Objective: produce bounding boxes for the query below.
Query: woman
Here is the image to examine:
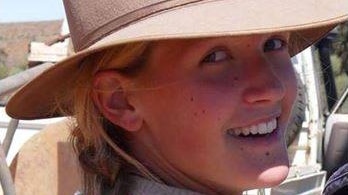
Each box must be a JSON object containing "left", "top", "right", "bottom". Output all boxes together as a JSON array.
[{"left": 6, "top": 0, "right": 348, "bottom": 194}]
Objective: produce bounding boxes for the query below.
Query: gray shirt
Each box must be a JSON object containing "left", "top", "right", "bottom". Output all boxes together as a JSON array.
[{"left": 103, "top": 174, "right": 204, "bottom": 195}]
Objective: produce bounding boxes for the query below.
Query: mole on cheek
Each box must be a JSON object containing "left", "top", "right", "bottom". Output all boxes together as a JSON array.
[
  {"left": 190, "top": 97, "right": 194, "bottom": 102},
  {"left": 194, "top": 112, "right": 198, "bottom": 117},
  {"left": 265, "top": 151, "right": 270, "bottom": 156},
  {"left": 202, "top": 109, "right": 206, "bottom": 114},
  {"left": 239, "top": 147, "right": 244, "bottom": 151},
  {"left": 234, "top": 77, "right": 239, "bottom": 81}
]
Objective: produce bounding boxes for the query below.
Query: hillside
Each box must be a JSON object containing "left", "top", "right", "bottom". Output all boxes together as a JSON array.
[{"left": 0, "top": 20, "right": 62, "bottom": 78}]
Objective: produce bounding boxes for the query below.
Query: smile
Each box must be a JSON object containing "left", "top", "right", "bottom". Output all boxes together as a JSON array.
[{"left": 227, "top": 118, "right": 277, "bottom": 137}]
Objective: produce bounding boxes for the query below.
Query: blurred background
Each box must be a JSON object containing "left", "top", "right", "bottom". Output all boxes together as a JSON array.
[{"left": 0, "top": 0, "right": 65, "bottom": 82}]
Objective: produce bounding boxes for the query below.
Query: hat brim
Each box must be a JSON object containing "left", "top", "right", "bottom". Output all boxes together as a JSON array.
[{"left": 6, "top": 0, "right": 348, "bottom": 119}]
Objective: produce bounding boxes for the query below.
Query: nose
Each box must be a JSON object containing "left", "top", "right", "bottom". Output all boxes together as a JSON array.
[{"left": 242, "top": 57, "right": 286, "bottom": 105}]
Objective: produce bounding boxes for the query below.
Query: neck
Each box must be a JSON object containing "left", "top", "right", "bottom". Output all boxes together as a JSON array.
[{"left": 128, "top": 133, "right": 242, "bottom": 195}]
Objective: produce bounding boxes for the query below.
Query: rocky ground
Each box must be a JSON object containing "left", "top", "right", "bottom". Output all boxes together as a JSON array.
[{"left": 0, "top": 20, "right": 62, "bottom": 78}]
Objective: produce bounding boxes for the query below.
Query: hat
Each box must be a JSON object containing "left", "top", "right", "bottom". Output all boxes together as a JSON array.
[{"left": 6, "top": 0, "right": 348, "bottom": 119}]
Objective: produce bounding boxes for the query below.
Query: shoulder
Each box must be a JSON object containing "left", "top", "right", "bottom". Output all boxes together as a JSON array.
[{"left": 323, "top": 163, "right": 348, "bottom": 195}]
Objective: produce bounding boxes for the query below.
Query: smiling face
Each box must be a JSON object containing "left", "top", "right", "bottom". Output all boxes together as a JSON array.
[{"left": 125, "top": 33, "right": 297, "bottom": 194}]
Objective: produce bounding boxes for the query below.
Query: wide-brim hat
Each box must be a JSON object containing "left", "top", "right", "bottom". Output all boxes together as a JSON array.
[{"left": 6, "top": 0, "right": 348, "bottom": 119}]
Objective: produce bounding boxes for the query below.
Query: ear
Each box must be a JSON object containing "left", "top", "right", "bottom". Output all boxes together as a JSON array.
[{"left": 92, "top": 70, "right": 143, "bottom": 132}]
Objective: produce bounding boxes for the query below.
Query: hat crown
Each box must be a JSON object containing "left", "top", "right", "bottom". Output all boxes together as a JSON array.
[
  {"left": 63, "top": 0, "right": 203, "bottom": 51},
  {"left": 7, "top": 0, "right": 348, "bottom": 119}
]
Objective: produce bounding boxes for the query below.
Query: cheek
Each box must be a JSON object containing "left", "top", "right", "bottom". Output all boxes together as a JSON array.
[
  {"left": 271, "top": 55, "right": 297, "bottom": 101},
  {"left": 134, "top": 82, "right": 235, "bottom": 152},
  {"left": 284, "top": 66, "right": 298, "bottom": 104},
  {"left": 277, "top": 62, "right": 298, "bottom": 120}
]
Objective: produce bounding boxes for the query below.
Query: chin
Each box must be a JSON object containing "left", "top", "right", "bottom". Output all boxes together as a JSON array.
[
  {"left": 218, "top": 160, "right": 290, "bottom": 193},
  {"left": 255, "top": 145, "right": 290, "bottom": 188},
  {"left": 215, "top": 165, "right": 290, "bottom": 195},
  {"left": 255, "top": 165, "right": 290, "bottom": 188}
]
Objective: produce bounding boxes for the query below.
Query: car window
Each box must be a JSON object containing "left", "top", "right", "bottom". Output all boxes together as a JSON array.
[
  {"left": 331, "top": 23, "right": 348, "bottom": 100},
  {"left": 315, "top": 22, "right": 348, "bottom": 113},
  {"left": 336, "top": 91, "right": 348, "bottom": 113}
]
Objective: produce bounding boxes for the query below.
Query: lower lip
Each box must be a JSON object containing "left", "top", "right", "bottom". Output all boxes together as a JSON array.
[{"left": 227, "top": 127, "right": 281, "bottom": 147}]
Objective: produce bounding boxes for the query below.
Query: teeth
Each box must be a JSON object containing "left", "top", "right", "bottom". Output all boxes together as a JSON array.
[
  {"left": 267, "top": 120, "right": 276, "bottom": 133},
  {"left": 228, "top": 118, "right": 277, "bottom": 136},
  {"left": 258, "top": 123, "right": 267, "bottom": 133},
  {"left": 235, "top": 128, "right": 242, "bottom": 135},
  {"left": 250, "top": 125, "right": 258, "bottom": 135},
  {"left": 242, "top": 128, "right": 250, "bottom": 136}
]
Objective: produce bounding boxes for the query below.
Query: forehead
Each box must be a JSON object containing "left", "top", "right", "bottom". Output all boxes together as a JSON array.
[
  {"left": 151, "top": 32, "right": 290, "bottom": 50},
  {"left": 147, "top": 32, "right": 290, "bottom": 60}
]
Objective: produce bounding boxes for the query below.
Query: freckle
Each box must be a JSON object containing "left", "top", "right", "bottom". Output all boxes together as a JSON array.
[
  {"left": 190, "top": 97, "right": 194, "bottom": 102},
  {"left": 247, "top": 44, "right": 250, "bottom": 48},
  {"left": 265, "top": 152, "right": 270, "bottom": 156},
  {"left": 194, "top": 112, "right": 198, "bottom": 116},
  {"left": 202, "top": 109, "right": 206, "bottom": 114},
  {"left": 240, "top": 147, "right": 244, "bottom": 151},
  {"left": 217, "top": 117, "right": 221, "bottom": 121},
  {"left": 234, "top": 77, "right": 239, "bottom": 81}
]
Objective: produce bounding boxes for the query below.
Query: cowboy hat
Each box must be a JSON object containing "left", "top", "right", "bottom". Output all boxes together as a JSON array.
[{"left": 6, "top": 0, "right": 348, "bottom": 119}]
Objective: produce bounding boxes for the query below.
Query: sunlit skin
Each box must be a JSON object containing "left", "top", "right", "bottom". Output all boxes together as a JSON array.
[{"left": 105, "top": 34, "right": 297, "bottom": 194}]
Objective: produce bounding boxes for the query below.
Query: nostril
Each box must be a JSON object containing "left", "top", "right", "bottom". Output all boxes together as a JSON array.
[{"left": 243, "top": 83, "right": 285, "bottom": 104}]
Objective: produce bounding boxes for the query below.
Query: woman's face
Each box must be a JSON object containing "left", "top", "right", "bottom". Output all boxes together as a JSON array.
[{"left": 127, "top": 33, "right": 296, "bottom": 194}]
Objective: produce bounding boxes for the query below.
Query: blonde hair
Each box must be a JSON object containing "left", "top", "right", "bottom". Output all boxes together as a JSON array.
[{"left": 65, "top": 42, "right": 160, "bottom": 194}]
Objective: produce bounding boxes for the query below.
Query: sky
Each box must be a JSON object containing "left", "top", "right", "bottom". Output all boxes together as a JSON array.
[{"left": 0, "top": 0, "right": 65, "bottom": 22}]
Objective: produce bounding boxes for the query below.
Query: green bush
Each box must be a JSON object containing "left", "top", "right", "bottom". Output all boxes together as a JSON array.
[
  {"left": 0, "top": 63, "right": 8, "bottom": 79},
  {"left": 8, "top": 65, "right": 26, "bottom": 76}
]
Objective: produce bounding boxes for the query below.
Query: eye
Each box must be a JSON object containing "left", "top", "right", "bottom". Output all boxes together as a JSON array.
[
  {"left": 263, "top": 38, "right": 287, "bottom": 52},
  {"left": 201, "top": 50, "right": 231, "bottom": 64}
]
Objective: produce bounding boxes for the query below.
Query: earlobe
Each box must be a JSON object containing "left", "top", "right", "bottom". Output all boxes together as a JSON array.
[{"left": 92, "top": 70, "right": 143, "bottom": 132}]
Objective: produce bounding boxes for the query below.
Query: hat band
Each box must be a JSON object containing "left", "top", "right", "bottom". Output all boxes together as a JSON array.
[{"left": 78, "top": 0, "right": 206, "bottom": 51}]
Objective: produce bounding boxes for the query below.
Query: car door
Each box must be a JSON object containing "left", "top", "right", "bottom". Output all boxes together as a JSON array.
[{"left": 323, "top": 87, "right": 348, "bottom": 177}]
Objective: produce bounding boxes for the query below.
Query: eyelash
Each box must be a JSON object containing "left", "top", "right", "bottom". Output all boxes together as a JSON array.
[
  {"left": 201, "top": 37, "right": 287, "bottom": 64},
  {"left": 263, "top": 38, "right": 287, "bottom": 52},
  {"left": 201, "top": 49, "right": 231, "bottom": 64}
]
